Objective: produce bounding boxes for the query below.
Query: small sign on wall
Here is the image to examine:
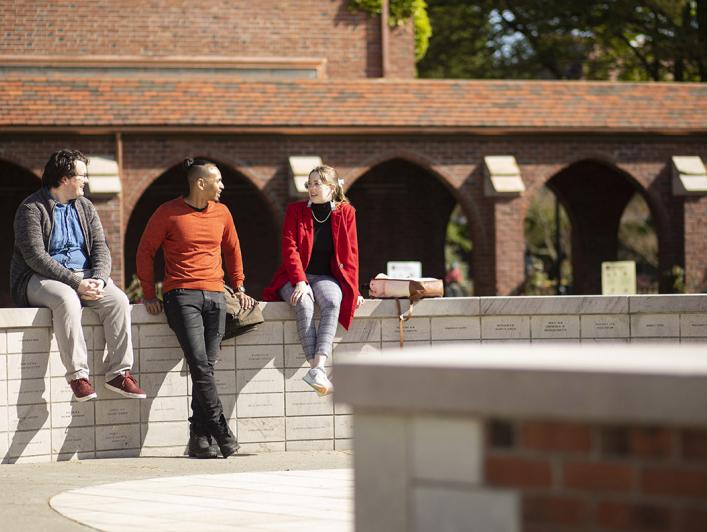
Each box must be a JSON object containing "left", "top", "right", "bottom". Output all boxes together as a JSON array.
[
  {"left": 602, "top": 261, "right": 636, "bottom": 295},
  {"left": 387, "top": 261, "right": 422, "bottom": 279}
]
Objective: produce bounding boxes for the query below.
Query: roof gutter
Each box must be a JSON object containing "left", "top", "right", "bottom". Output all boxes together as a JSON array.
[{"left": 0, "top": 125, "right": 705, "bottom": 136}]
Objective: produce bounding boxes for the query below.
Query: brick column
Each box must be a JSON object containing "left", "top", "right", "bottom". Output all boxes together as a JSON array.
[
  {"left": 493, "top": 197, "right": 526, "bottom": 295},
  {"left": 684, "top": 196, "right": 707, "bottom": 293},
  {"left": 92, "top": 195, "right": 124, "bottom": 288}
]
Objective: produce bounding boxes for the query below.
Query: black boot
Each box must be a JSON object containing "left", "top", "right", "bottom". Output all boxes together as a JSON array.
[
  {"left": 213, "top": 416, "right": 240, "bottom": 458},
  {"left": 188, "top": 427, "right": 218, "bottom": 459}
]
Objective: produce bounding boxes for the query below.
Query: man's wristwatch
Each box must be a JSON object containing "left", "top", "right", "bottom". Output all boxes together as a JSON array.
[{"left": 236, "top": 286, "right": 246, "bottom": 294}]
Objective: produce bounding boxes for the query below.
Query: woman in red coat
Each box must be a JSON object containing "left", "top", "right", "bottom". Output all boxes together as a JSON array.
[{"left": 263, "top": 165, "right": 363, "bottom": 396}]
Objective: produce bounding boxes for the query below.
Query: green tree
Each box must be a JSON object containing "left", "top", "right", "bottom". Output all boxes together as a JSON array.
[
  {"left": 445, "top": 205, "right": 474, "bottom": 295},
  {"left": 586, "top": 0, "right": 707, "bottom": 81},
  {"left": 523, "top": 187, "right": 573, "bottom": 294},
  {"left": 419, "top": 0, "right": 707, "bottom": 81},
  {"left": 416, "top": 1, "right": 500, "bottom": 78}
]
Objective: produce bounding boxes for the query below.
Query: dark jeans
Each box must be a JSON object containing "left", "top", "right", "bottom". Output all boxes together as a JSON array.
[{"left": 164, "top": 288, "right": 227, "bottom": 437}]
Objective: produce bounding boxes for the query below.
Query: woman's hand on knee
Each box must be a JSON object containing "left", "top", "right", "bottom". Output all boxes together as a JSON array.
[{"left": 290, "top": 281, "right": 311, "bottom": 306}]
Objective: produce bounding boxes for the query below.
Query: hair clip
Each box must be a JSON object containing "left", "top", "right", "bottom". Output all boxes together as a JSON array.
[{"left": 338, "top": 178, "right": 344, "bottom": 186}]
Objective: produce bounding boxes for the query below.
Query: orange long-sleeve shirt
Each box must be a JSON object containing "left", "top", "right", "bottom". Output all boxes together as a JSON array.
[{"left": 136, "top": 198, "right": 244, "bottom": 299}]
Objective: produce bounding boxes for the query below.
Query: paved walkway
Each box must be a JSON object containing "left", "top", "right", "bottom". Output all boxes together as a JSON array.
[
  {"left": 0, "top": 451, "right": 353, "bottom": 531},
  {"left": 51, "top": 469, "right": 353, "bottom": 531}
]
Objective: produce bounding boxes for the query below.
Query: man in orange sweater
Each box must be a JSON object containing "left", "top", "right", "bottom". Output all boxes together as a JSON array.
[{"left": 137, "top": 159, "right": 256, "bottom": 458}]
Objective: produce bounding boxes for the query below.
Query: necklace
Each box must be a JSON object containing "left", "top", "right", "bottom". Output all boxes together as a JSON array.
[
  {"left": 310, "top": 202, "right": 334, "bottom": 224},
  {"left": 311, "top": 207, "right": 332, "bottom": 224}
]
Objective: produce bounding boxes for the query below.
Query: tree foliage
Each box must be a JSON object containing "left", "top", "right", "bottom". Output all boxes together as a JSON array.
[
  {"left": 445, "top": 205, "right": 474, "bottom": 295},
  {"left": 418, "top": 0, "right": 707, "bottom": 81},
  {"left": 523, "top": 187, "right": 573, "bottom": 294},
  {"left": 350, "top": 0, "right": 432, "bottom": 60}
]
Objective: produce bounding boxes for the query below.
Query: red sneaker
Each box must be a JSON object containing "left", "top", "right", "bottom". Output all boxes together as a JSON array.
[
  {"left": 104, "top": 371, "right": 147, "bottom": 399},
  {"left": 70, "top": 378, "right": 97, "bottom": 402}
]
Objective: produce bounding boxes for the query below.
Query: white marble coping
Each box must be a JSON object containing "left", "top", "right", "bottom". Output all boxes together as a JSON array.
[
  {"left": 479, "top": 295, "right": 628, "bottom": 315},
  {"left": 0, "top": 294, "right": 704, "bottom": 327},
  {"left": 334, "top": 343, "right": 707, "bottom": 427},
  {"left": 628, "top": 294, "right": 707, "bottom": 313}
]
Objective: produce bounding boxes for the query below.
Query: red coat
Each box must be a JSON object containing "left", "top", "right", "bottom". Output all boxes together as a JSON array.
[{"left": 262, "top": 201, "right": 360, "bottom": 330}]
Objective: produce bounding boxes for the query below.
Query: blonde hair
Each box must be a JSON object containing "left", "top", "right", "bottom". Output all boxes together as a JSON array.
[{"left": 310, "top": 165, "right": 349, "bottom": 204}]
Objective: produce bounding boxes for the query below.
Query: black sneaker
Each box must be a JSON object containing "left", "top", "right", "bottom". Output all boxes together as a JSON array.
[
  {"left": 214, "top": 416, "right": 240, "bottom": 458},
  {"left": 188, "top": 428, "right": 218, "bottom": 459}
]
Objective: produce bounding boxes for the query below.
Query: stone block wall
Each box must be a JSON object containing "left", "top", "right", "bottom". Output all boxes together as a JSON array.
[
  {"left": 0, "top": 294, "right": 705, "bottom": 463},
  {"left": 336, "top": 332, "right": 707, "bottom": 532}
]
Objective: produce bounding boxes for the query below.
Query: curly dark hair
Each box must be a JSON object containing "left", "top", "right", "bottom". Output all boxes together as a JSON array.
[{"left": 41, "top": 149, "right": 88, "bottom": 189}]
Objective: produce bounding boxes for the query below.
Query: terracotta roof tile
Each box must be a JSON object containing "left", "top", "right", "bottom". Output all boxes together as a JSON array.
[{"left": 0, "top": 72, "right": 705, "bottom": 131}]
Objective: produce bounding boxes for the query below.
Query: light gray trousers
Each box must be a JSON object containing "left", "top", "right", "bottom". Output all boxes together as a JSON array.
[
  {"left": 279, "top": 274, "right": 342, "bottom": 359},
  {"left": 27, "top": 273, "right": 134, "bottom": 382}
]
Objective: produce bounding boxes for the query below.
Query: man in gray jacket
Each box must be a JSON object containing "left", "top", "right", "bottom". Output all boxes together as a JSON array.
[{"left": 10, "top": 149, "right": 145, "bottom": 401}]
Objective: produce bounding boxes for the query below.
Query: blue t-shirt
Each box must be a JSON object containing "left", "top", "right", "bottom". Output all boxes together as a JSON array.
[{"left": 49, "top": 201, "right": 90, "bottom": 270}]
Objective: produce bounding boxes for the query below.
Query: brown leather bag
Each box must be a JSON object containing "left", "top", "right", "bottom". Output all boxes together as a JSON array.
[
  {"left": 368, "top": 274, "right": 444, "bottom": 347},
  {"left": 223, "top": 285, "right": 265, "bottom": 340}
]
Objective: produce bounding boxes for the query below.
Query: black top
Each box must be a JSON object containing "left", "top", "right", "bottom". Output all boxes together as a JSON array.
[{"left": 306, "top": 202, "right": 334, "bottom": 276}]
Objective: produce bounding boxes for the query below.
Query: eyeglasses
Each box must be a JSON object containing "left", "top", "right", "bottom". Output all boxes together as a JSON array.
[
  {"left": 72, "top": 174, "right": 89, "bottom": 180},
  {"left": 304, "top": 181, "right": 327, "bottom": 190}
]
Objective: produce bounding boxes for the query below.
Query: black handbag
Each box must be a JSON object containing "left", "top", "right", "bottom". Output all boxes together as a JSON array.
[{"left": 223, "top": 285, "right": 264, "bottom": 340}]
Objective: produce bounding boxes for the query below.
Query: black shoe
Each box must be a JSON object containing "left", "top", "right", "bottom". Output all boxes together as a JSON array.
[
  {"left": 214, "top": 417, "right": 240, "bottom": 458},
  {"left": 188, "top": 428, "right": 218, "bottom": 459}
]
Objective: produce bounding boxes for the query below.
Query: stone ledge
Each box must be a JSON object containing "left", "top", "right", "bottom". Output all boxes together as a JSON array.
[
  {"left": 480, "top": 296, "right": 628, "bottom": 315},
  {"left": 335, "top": 344, "right": 707, "bottom": 426},
  {"left": 1, "top": 294, "right": 706, "bottom": 327},
  {"left": 628, "top": 294, "right": 707, "bottom": 313}
]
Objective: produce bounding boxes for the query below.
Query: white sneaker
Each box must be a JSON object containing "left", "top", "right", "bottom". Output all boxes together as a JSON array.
[{"left": 303, "top": 367, "right": 333, "bottom": 396}]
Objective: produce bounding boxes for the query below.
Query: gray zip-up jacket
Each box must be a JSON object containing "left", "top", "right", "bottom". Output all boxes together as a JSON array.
[{"left": 10, "top": 187, "right": 112, "bottom": 307}]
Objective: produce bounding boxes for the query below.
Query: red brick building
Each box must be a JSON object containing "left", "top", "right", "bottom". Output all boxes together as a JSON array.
[{"left": 1, "top": 1, "right": 706, "bottom": 305}]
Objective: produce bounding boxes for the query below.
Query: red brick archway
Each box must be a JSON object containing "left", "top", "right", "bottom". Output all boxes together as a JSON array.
[
  {"left": 1, "top": 159, "right": 41, "bottom": 307},
  {"left": 346, "top": 158, "right": 479, "bottom": 293},
  {"left": 124, "top": 159, "right": 280, "bottom": 299},
  {"left": 546, "top": 160, "right": 666, "bottom": 294}
]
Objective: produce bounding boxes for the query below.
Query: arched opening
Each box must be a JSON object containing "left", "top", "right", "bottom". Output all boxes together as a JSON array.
[
  {"left": 347, "top": 159, "right": 472, "bottom": 294},
  {"left": 617, "top": 193, "right": 659, "bottom": 293},
  {"left": 445, "top": 205, "right": 474, "bottom": 296},
  {"left": 523, "top": 186, "right": 573, "bottom": 295},
  {"left": 0, "top": 160, "right": 41, "bottom": 307},
  {"left": 539, "top": 160, "right": 660, "bottom": 295},
  {"left": 124, "top": 160, "right": 279, "bottom": 299}
]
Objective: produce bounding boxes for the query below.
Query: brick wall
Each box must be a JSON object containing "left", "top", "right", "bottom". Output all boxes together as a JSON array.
[
  {"left": 487, "top": 419, "right": 707, "bottom": 531},
  {"left": 684, "top": 196, "right": 707, "bottom": 293},
  {"left": 1, "top": 134, "right": 705, "bottom": 301},
  {"left": 0, "top": 0, "right": 415, "bottom": 79}
]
